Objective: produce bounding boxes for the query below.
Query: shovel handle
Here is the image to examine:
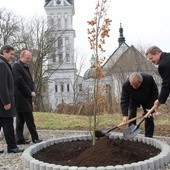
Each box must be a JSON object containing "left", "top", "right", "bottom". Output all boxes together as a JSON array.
[
  {"left": 117, "top": 114, "right": 143, "bottom": 128},
  {"left": 105, "top": 109, "right": 153, "bottom": 134},
  {"left": 106, "top": 114, "right": 143, "bottom": 133}
]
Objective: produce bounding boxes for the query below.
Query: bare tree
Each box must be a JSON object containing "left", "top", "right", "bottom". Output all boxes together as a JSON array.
[
  {"left": 0, "top": 9, "right": 21, "bottom": 46},
  {"left": 16, "top": 16, "right": 68, "bottom": 111},
  {"left": 0, "top": 9, "right": 75, "bottom": 111}
]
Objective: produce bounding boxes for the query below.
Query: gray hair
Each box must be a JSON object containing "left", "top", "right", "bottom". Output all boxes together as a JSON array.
[
  {"left": 146, "top": 46, "right": 162, "bottom": 55},
  {"left": 129, "top": 72, "right": 143, "bottom": 83}
]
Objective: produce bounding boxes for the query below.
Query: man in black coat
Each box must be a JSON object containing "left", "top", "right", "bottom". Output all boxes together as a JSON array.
[
  {"left": 12, "top": 50, "right": 42, "bottom": 144},
  {"left": 146, "top": 46, "right": 170, "bottom": 109},
  {"left": 0, "top": 45, "right": 23, "bottom": 153},
  {"left": 120, "top": 72, "right": 158, "bottom": 137}
]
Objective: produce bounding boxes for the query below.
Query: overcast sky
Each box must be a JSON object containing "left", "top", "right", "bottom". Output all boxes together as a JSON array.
[{"left": 1, "top": 0, "right": 170, "bottom": 74}]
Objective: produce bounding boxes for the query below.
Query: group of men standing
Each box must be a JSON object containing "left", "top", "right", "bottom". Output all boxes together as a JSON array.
[
  {"left": 0, "top": 44, "right": 170, "bottom": 153},
  {"left": 0, "top": 45, "right": 41, "bottom": 154}
]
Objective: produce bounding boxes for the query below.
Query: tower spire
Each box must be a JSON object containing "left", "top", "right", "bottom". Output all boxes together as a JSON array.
[{"left": 118, "top": 23, "right": 125, "bottom": 46}]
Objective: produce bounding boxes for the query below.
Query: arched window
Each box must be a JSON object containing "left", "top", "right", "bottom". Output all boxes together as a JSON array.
[
  {"left": 61, "top": 84, "right": 64, "bottom": 92},
  {"left": 64, "top": 13, "right": 68, "bottom": 28},
  {"left": 55, "top": 85, "right": 58, "bottom": 92},
  {"left": 58, "top": 14, "right": 61, "bottom": 29},
  {"left": 67, "top": 84, "right": 70, "bottom": 92}
]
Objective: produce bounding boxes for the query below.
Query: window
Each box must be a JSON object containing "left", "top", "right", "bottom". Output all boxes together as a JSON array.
[
  {"left": 65, "top": 37, "right": 69, "bottom": 46},
  {"left": 57, "top": 14, "right": 61, "bottom": 29},
  {"left": 61, "top": 84, "right": 64, "bottom": 92},
  {"left": 58, "top": 38, "right": 63, "bottom": 48},
  {"left": 59, "top": 53, "right": 63, "bottom": 63},
  {"left": 66, "top": 52, "right": 70, "bottom": 62},
  {"left": 67, "top": 84, "right": 70, "bottom": 92},
  {"left": 79, "top": 84, "right": 82, "bottom": 92},
  {"left": 55, "top": 85, "right": 58, "bottom": 92},
  {"left": 64, "top": 13, "right": 68, "bottom": 28},
  {"left": 58, "top": 18, "right": 61, "bottom": 29},
  {"left": 52, "top": 53, "right": 56, "bottom": 62},
  {"left": 106, "top": 84, "right": 111, "bottom": 93},
  {"left": 65, "top": 18, "right": 68, "bottom": 28}
]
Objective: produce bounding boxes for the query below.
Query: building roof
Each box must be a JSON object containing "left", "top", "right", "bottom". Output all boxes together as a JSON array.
[
  {"left": 45, "top": 0, "right": 73, "bottom": 7},
  {"left": 104, "top": 45, "right": 157, "bottom": 76}
]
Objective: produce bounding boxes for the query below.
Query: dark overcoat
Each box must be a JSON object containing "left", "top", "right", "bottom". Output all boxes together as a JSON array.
[
  {"left": 158, "top": 52, "right": 170, "bottom": 104},
  {"left": 0, "top": 56, "right": 17, "bottom": 117},
  {"left": 12, "top": 60, "right": 34, "bottom": 112},
  {"left": 121, "top": 73, "right": 158, "bottom": 116}
]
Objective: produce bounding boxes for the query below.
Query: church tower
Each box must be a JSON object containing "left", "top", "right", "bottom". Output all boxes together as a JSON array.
[
  {"left": 44, "top": 0, "right": 76, "bottom": 110},
  {"left": 118, "top": 23, "right": 126, "bottom": 46}
]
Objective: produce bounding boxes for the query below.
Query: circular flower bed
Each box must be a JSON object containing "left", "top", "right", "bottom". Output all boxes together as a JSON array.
[{"left": 22, "top": 133, "right": 170, "bottom": 170}]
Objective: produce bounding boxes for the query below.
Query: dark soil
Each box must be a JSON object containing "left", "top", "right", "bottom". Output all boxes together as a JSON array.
[{"left": 33, "top": 137, "right": 161, "bottom": 167}]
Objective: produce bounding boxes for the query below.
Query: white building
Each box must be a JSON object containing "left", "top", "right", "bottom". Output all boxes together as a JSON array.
[
  {"left": 44, "top": 0, "right": 92, "bottom": 111},
  {"left": 44, "top": 0, "right": 161, "bottom": 111},
  {"left": 44, "top": 0, "right": 77, "bottom": 110}
]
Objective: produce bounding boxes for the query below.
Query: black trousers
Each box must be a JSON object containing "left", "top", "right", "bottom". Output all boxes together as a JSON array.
[
  {"left": 16, "top": 111, "right": 39, "bottom": 142},
  {"left": 128, "top": 106, "right": 154, "bottom": 138},
  {"left": 0, "top": 117, "right": 17, "bottom": 149}
]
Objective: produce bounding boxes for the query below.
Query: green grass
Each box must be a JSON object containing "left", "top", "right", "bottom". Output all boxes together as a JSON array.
[{"left": 33, "top": 112, "right": 169, "bottom": 130}]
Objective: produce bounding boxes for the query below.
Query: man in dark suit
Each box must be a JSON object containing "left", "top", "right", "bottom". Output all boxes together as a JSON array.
[
  {"left": 12, "top": 50, "right": 42, "bottom": 144},
  {"left": 0, "top": 45, "right": 23, "bottom": 153},
  {"left": 120, "top": 72, "right": 158, "bottom": 137},
  {"left": 146, "top": 46, "right": 170, "bottom": 109}
]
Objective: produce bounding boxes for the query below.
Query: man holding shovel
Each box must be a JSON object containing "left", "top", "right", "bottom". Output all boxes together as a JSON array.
[
  {"left": 146, "top": 46, "right": 170, "bottom": 109},
  {"left": 120, "top": 72, "right": 158, "bottom": 138}
]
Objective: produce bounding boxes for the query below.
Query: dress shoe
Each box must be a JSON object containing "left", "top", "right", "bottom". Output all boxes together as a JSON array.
[
  {"left": 0, "top": 150, "right": 4, "bottom": 153},
  {"left": 8, "top": 147, "right": 24, "bottom": 153},
  {"left": 17, "top": 140, "right": 31, "bottom": 145},
  {"left": 32, "top": 139, "right": 43, "bottom": 143}
]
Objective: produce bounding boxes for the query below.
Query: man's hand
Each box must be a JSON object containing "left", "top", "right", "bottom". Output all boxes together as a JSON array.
[
  {"left": 154, "top": 99, "right": 160, "bottom": 109},
  {"left": 122, "top": 116, "right": 128, "bottom": 123},
  {"left": 145, "top": 105, "right": 157, "bottom": 118},
  {"left": 4, "top": 103, "right": 11, "bottom": 110},
  {"left": 31, "top": 91, "right": 36, "bottom": 97}
]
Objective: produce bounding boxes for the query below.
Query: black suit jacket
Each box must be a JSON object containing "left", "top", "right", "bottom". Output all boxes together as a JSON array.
[
  {"left": 120, "top": 73, "right": 158, "bottom": 116},
  {"left": 12, "top": 60, "right": 34, "bottom": 112},
  {"left": 0, "top": 56, "right": 16, "bottom": 117},
  {"left": 158, "top": 52, "right": 170, "bottom": 104}
]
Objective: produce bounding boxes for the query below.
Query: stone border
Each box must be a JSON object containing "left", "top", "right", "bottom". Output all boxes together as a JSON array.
[{"left": 22, "top": 133, "right": 170, "bottom": 170}]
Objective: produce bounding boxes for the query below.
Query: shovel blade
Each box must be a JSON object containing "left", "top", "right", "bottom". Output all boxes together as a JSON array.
[
  {"left": 95, "top": 130, "right": 105, "bottom": 138},
  {"left": 123, "top": 124, "right": 142, "bottom": 140},
  {"left": 95, "top": 129, "right": 110, "bottom": 138}
]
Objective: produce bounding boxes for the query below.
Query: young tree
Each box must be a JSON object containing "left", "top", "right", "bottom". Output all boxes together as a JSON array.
[{"left": 87, "top": 0, "right": 112, "bottom": 144}]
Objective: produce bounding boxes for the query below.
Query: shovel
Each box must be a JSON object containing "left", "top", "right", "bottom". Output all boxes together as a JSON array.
[
  {"left": 95, "top": 114, "right": 143, "bottom": 138},
  {"left": 123, "top": 106, "right": 155, "bottom": 140}
]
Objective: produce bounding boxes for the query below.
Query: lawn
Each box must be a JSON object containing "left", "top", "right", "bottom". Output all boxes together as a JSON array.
[{"left": 34, "top": 111, "right": 169, "bottom": 132}]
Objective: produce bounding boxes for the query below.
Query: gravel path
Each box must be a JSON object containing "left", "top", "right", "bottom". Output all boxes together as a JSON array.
[{"left": 0, "top": 130, "right": 170, "bottom": 170}]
